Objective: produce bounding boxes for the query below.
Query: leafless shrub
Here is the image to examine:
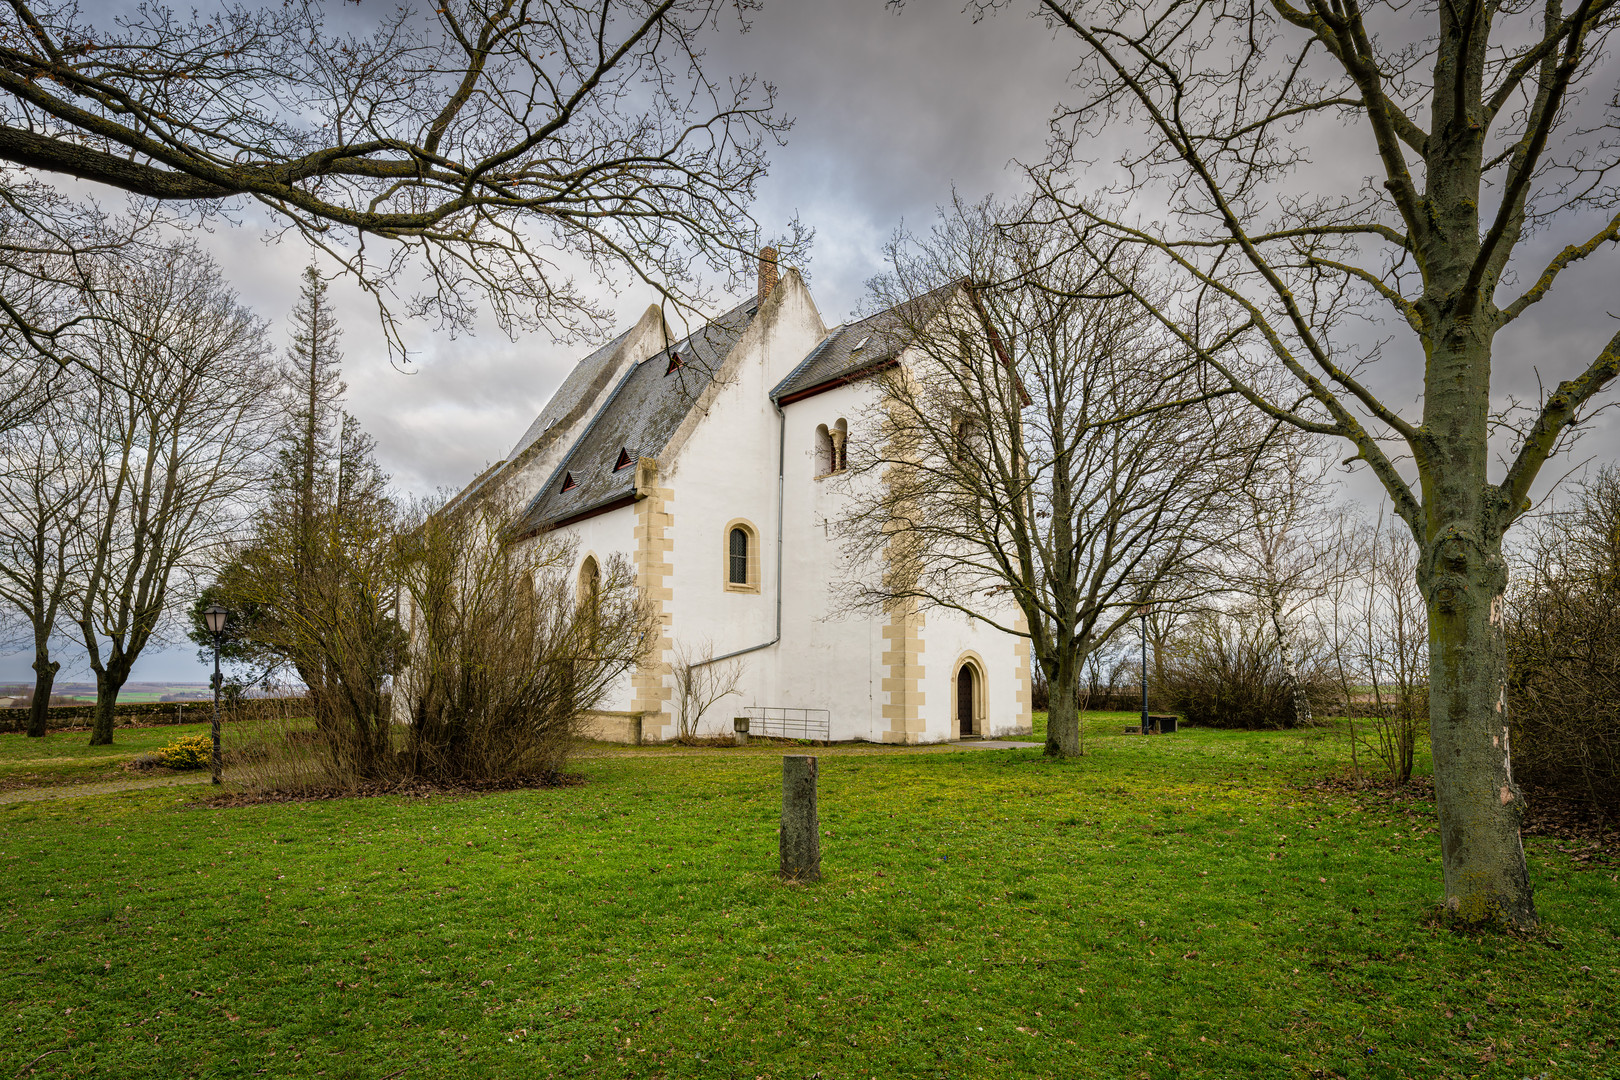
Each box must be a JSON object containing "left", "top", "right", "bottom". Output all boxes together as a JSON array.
[
  {"left": 1159, "top": 609, "right": 1322, "bottom": 729},
  {"left": 397, "top": 499, "right": 654, "bottom": 784},
  {"left": 1505, "top": 468, "right": 1620, "bottom": 821},
  {"left": 671, "top": 641, "right": 744, "bottom": 742}
]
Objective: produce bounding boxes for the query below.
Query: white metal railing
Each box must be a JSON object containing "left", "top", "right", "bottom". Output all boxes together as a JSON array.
[{"left": 742, "top": 706, "right": 830, "bottom": 742}]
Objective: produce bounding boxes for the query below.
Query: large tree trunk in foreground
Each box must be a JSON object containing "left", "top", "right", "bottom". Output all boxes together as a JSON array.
[
  {"left": 1044, "top": 657, "right": 1081, "bottom": 758},
  {"left": 1422, "top": 533, "right": 1537, "bottom": 926},
  {"left": 26, "top": 657, "right": 57, "bottom": 738}
]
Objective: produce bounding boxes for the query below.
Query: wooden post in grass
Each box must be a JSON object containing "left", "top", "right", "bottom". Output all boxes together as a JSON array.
[{"left": 779, "top": 755, "right": 820, "bottom": 882}]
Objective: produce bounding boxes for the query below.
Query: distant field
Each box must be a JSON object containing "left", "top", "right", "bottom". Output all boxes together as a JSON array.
[{"left": 0, "top": 683, "right": 212, "bottom": 704}]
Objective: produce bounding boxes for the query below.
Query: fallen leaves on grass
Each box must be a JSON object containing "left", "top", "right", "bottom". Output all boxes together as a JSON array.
[
  {"left": 1305, "top": 772, "right": 1616, "bottom": 867},
  {"left": 189, "top": 772, "right": 586, "bottom": 808}
]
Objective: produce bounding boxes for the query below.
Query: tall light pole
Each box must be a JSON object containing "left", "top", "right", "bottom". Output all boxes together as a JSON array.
[
  {"left": 203, "top": 604, "right": 228, "bottom": 785},
  {"left": 1138, "top": 603, "right": 1151, "bottom": 735}
]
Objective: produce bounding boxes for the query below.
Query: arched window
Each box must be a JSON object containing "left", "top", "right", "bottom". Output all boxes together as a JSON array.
[
  {"left": 723, "top": 520, "right": 760, "bottom": 592},
  {"left": 815, "top": 424, "right": 833, "bottom": 476},
  {"left": 832, "top": 418, "right": 848, "bottom": 473},
  {"left": 729, "top": 528, "right": 749, "bottom": 583},
  {"left": 577, "top": 555, "right": 601, "bottom": 608}
]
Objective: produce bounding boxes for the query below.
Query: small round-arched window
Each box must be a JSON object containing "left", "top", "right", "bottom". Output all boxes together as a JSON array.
[
  {"left": 723, "top": 520, "right": 760, "bottom": 592},
  {"left": 728, "top": 528, "right": 749, "bottom": 585},
  {"left": 815, "top": 423, "right": 833, "bottom": 476}
]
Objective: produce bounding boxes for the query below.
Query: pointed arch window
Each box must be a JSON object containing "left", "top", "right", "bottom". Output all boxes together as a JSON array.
[{"left": 577, "top": 555, "right": 601, "bottom": 607}]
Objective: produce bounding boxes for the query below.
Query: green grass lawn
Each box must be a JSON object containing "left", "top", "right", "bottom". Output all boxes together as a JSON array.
[
  {"left": 0, "top": 723, "right": 218, "bottom": 790},
  {"left": 1, "top": 717, "right": 1614, "bottom": 1079}
]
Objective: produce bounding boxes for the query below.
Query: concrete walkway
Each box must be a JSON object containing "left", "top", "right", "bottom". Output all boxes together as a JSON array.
[
  {"left": 576, "top": 738, "right": 1043, "bottom": 759},
  {"left": 0, "top": 772, "right": 214, "bottom": 805}
]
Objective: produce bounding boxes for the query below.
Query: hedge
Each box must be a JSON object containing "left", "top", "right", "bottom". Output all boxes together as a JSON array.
[{"left": 0, "top": 697, "right": 310, "bottom": 734}]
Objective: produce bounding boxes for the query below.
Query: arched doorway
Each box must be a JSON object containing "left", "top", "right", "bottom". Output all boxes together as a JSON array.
[{"left": 955, "top": 659, "right": 982, "bottom": 738}]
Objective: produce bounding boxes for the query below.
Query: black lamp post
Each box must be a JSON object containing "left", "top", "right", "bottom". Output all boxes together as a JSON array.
[
  {"left": 1138, "top": 603, "right": 1151, "bottom": 735},
  {"left": 203, "top": 604, "right": 228, "bottom": 785}
]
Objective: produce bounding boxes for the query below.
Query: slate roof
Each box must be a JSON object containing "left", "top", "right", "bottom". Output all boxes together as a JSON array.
[
  {"left": 517, "top": 298, "right": 758, "bottom": 533},
  {"left": 440, "top": 326, "right": 643, "bottom": 516},
  {"left": 771, "top": 281, "right": 960, "bottom": 403},
  {"left": 508, "top": 326, "right": 638, "bottom": 460}
]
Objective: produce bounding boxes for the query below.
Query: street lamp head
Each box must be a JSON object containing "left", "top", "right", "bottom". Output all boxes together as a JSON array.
[{"left": 203, "top": 603, "right": 229, "bottom": 635}]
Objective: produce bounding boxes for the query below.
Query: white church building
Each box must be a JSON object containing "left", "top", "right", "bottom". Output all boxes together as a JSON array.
[{"left": 445, "top": 253, "right": 1032, "bottom": 744}]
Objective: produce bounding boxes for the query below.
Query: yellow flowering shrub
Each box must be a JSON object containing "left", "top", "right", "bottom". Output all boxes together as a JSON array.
[{"left": 154, "top": 733, "right": 213, "bottom": 770}]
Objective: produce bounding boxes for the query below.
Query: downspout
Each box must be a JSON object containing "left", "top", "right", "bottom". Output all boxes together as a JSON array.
[{"left": 697, "top": 397, "right": 785, "bottom": 665}]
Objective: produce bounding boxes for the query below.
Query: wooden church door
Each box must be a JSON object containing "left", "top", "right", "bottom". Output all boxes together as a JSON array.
[{"left": 958, "top": 665, "right": 975, "bottom": 737}]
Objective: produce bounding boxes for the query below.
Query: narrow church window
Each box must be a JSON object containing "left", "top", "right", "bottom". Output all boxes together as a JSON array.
[
  {"left": 832, "top": 418, "right": 848, "bottom": 473},
  {"left": 613, "top": 448, "right": 633, "bottom": 471},
  {"left": 815, "top": 424, "right": 833, "bottom": 476},
  {"left": 729, "top": 527, "right": 749, "bottom": 585},
  {"left": 723, "top": 520, "right": 760, "bottom": 592},
  {"left": 561, "top": 471, "right": 578, "bottom": 492},
  {"left": 577, "top": 556, "right": 601, "bottom": 607},
  {"left": 665, "top": 351, "right": 684, "bottom": 375}
]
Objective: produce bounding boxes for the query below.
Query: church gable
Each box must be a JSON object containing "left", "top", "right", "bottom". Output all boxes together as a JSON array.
[{"left": 515, "top": 297, "right": 758, "bottom": 534}]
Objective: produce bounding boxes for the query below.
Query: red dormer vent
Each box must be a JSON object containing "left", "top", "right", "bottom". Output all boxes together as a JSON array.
[
  {"left": 613, "top": 448, "right": 633, "bottom": 471},
  {"left": 560, "top": 471, "right": 578, "bottom": 492},
  {"left": 664, "top": 351, "right": 684, "bottom": 375}
]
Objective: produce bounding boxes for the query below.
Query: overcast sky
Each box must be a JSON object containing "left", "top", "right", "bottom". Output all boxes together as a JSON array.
[{"left": 4, "top": 0, "right": 1616, "bottom": 685}]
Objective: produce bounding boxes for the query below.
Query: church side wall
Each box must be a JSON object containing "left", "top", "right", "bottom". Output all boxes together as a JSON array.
[
  {"left": 524, "top": 503, "right": 642, "bottom": 739},
  {"left": 779, "top": 380, "right": 887, "bottom": 741},
  {"left": 658, "top": 276, "right": 834, "bottom": 739}
]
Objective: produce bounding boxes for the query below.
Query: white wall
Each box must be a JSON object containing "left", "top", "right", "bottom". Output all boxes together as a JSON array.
[
  {"left": 657, "top": 272, "right": 830, "bottom": 735},
  {"left": 539, "top": 504, "right": 638, "bottom": 713}
]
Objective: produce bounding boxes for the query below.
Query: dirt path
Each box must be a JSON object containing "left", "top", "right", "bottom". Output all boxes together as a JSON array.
[
  {"left": 0, "top": 740, "right": 1040, "bottom": 804},
  {"left": 0, "top": 772, "right": 214, "bottom": 805}
]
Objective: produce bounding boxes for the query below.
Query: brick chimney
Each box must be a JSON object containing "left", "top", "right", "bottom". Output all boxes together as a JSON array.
[{"left": 757, "top": 246, "right": 779, "bottom": 302}]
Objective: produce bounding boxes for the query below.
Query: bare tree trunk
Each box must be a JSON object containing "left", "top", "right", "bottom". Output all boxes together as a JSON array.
[
  {"left": 1422, "top": 535, "right": 1536, "bottom": 925},
  {"left": 1045, "top": 657, "right": 1081, "bottom": 757},
  {"left": 1268, "top": 598, "right": 1313, "bottom": 728},
  {"left": 88, "top": 666, "right": 129, "bottom": 746},
  {"left": 26, "top": 656, "right": 56, "bottom": 738}
]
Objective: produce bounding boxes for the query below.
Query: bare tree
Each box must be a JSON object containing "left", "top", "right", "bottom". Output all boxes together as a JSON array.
[
  {"left": 672, "top": 640, "right": 744, "bottom": 741},
  {"left": 977, "top": 0, "right": 1620, "bottom": 925},
  {"left": 0, "top": 383, "right": 91, "bottom": 737},
  {"left": 0, "top": 177, "right": 163, "bottom": 431},
  {"left": 1222, "top": 433, "right": 1343, "bottom": 728},
  {"left": 72, "top": 243, "right": 277, "bottom": 745},
  {"left": 0, "top": 1, "right": 801, "bottom": 350},
  {"left": 1326, "top": 508, "right": 1430, "bottom": 782},
  {"left": 839, "top": 198, "right": 1255, "bottom": 757}
]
